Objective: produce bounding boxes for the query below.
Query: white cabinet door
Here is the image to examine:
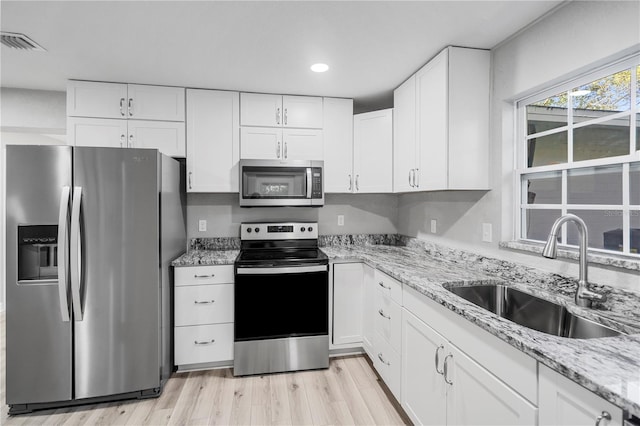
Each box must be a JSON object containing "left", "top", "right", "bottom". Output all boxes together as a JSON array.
[
  {"left": 282, "top": 129, "right": 323, "bottom": 160},
  {"left": 539, "top": 364, "right": 623, "bottom": 426},
  {"left": 127, "top": 84, "right": 185, "bottom": 121},
  {"left": 446, "top": 344, "right": 537, "bottom": 426},
  {"left": 323, "top": 98, "right": 354, "bottom": 193},
  {"left": 240, "top": 127, "right": 282, "bottom": 160},
  {"left": 353, "top": 109, "right": 393, "bottom": 193},
  {"left": 128, "top": 120, "right": 185, "bottom": 157},
  {"left": 67, "top": 117, "right": 127, "bottom": 148},
  {"left": 416, "top": 49, "right": 448, "bottom": 191},
  {"left": 332, "top": 263, "right": 363, "bottom": 346},
  {"left": 282, "top": 95, "right": 323, "bottom": 128},
  {"left": 67, "top": 81, "right": 128, "bottom": 119},
  {"left": 186, "top": 89, "right": 240, "bottom": 192},
  {"left": 362, "top": 264, "right": 375, "bottom": 357},
  {"left": 240, "top": 93, "right": 282, "bottom": 127},
  {"left": 393, "top": 75, "right": 418, "bottom": 193},
  {"left": 401, "top": 308, "right": 447, "bottom": 426}
]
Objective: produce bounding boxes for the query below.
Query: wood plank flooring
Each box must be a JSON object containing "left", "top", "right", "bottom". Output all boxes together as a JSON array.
[{"left": 0, "top": 313, "right": 409, "bottom": 425}]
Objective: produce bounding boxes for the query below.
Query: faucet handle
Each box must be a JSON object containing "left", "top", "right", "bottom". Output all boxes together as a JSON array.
[{"left": 576, "top": 286, "right": 607, "bottom": 306}]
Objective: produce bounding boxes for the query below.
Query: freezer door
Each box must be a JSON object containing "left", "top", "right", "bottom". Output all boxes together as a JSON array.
[
  {"left": 73, "top": 147, "right": 161, "bottom": 399},
  {"left": 6, "top": 145, "right": 73, "bottom": 405}
]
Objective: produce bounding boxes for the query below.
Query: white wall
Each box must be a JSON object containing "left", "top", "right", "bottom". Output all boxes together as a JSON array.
[{"left": 397, "top": 0, "right": 640, "bottom": 289}]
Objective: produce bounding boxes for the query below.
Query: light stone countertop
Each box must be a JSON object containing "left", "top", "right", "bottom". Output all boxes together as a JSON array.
[{"left": 171, "top": 249, "right": 239, "bottom": 266}]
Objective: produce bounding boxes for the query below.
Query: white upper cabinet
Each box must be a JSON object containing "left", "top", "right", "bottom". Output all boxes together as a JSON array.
[
  {"left": 128, "top": 120, "right": 185, "bottom": 157},
  {"left": 282, "top": 129, "right": 323, "bottom": 160},
  {"left": 393, "top": 46, "right": 490, "bottom": 192},
  {"left": 240, "top": 93, "right": 323, "bottom": 128},
  {"left": 353, "top": 108, "right": 393, "bottom": 193},
  {"left": 186, "top": 89, "right": 240, "bottom": 193},
  {"left": 67, "top": 81, "right": 185, "bottom": 121},
  {"left": 67, "top": 117, "right": 128, "bottom": 148},
  {"left": 393, "top": 75, "right": 418, "bottom": 192},
  {"left": 240, "top": 127, "right": 322, "bottom": 160},
  {"left": 323, "top": 98, "right": 354, "bottom": 193}
]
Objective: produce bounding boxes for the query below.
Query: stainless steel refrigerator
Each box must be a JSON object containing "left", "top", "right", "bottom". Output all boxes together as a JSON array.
[{"left": 5, "top": 145, "right": 186, "bottom": 414}]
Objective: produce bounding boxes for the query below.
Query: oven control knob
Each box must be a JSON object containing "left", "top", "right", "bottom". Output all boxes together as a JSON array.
[
  {"left": 254, "top": 227, "right": 260, "bottom": 233},
  {"left": 308, "top": 226, "right": 313, "bottom": 232},
  {"left": 247, "top": 227, "right": 252, "bottom": 233},
  {"left": 300, "top": 227, "right": 306, "bottom": 232}
]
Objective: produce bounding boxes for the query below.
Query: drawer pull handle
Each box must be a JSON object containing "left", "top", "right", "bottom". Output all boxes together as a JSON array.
[
  {"left": 378, "top": 281, "right": 391, "bottom": 290},
  {"left": 377, "top": 353, "right": 391, "bottom": 366},
  {"left": 194, "top": 274, "right": 215, "bottom": 278},
  {"left": 595, "top": 411, "right": 611, "bottom": 426},
  {"left": 435, "top": 345, "right": 445, "bottom": 375},
  {"left": 378, "top": 309, "right": 390, "bottom": 320},
  {"left": 194, "top": 339, "right": 215, "bottom": 346},
  {"left": 194, "top": 300, "right": 215, "bottom": 305},
  {"left": 443, "top": 354, "right": 453, "bottom": 385}
]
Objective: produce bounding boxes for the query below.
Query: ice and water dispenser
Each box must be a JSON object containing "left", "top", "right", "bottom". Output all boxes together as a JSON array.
[{"left": 17, "top": 225, "right": 58, "bottom": 282}]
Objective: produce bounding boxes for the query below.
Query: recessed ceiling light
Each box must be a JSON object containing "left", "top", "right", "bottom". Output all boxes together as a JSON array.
[
  {"left": 311, "top": 63, "right": 329, "bottom": 73},
  {"left": 570, "top": 90, "right": 591, "bottom": 97}
]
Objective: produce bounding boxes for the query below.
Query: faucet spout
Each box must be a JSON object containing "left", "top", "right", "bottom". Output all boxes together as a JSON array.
[{"left": 542, "top": 214, "right": 606, "bottom": 308}]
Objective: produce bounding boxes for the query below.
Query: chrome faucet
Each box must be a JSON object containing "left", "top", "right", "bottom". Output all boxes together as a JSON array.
[{"left": 542, "top": 213, "right": 606, "bottom": 308}]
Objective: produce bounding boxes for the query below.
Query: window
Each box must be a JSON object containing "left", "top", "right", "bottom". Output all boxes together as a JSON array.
[{"left": 517, "top": 56, "right": 640, "bottom": 256}]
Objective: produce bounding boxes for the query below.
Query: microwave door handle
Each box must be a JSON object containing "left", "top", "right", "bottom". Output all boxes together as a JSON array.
[
  {"left": 57, "top": 186, "right": 71, "bottom": 322},
  {"left": 306, "top": 168, "right": 312, "bottom": 198},
  {"left": 70, "top": 186, "right": 84, "bottom": 321}
]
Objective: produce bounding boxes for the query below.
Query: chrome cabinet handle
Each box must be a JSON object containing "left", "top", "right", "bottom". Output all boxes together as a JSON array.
[
  {"left": 128, "top": 98, "right": 133, "bottom": 116},
  {"left": 348, "top": 174, "right": 352, "bottom": 191},
  {"left": 355, "top": 175, "right": 360, "bottom": 191},
  {"left": 194, "top": 274, "right": 215, "bottom": 278},
  {"left": 415, "top": 168, "right": 420, "bottom": 188},
  {"left": 128, "top": 134, "right": 133, "bottom": 148},
  {"left": 435, "top": 345, "right": 445, "bottom": 375},
  {"left": 276, "top": 107, "right": 280, "bottom": 125},
  {"left": 378, "top": 281, "right": 391, "bottom": 290},
  {"left": 188, "top": 171, "right": 193, "bottom": 190},
  {"left": 377, "top": 353, "right": 390, "bottom": 366},
  {"left": 194, "top": 300, "right": 215, "bottom": 305},
  {"left": 194, "top": 339, "right": 215, "bottom": 345},
  {"left": 120, "top": 98, "right": 125, "bottom": 116},
  {"left": 57, "top": 186, "right": 71, "bottom": 322},
  {"left": 284, "top": 108, "right": 288, "bottom": 125},
  {"left": 443, "top": 354, "right": 453, "bottom": 385},
  {"left": 409, "top": 169, "right": 414, "bottom": 187},
  {"left": 277, "top": 141, "right": 281, "bottom": 158},
  {"left": 378, "top": 309, "right": 390, "bottom": 320},
  {"left": 284, "top": 141, "right": 288, "bottom": 159},
  {"left": 595, "top": 411, "right": 611, "bottom": 426},
  {"left": 120, "top": 134, "right": 125, "bottom": 148}
]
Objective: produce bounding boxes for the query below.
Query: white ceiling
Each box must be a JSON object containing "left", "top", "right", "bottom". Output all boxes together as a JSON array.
[{"left": 1, "top": 0, "right": 565, "bottom": 112}]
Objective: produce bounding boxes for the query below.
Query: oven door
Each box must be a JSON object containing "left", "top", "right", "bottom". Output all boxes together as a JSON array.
[{"left": 234, "top": 264, "right": 329, "bottom": 341}]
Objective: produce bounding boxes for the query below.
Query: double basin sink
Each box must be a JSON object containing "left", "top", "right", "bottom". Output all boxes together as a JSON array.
[{"left": 445, "top": 284, "right": 622, "bottom": 339}]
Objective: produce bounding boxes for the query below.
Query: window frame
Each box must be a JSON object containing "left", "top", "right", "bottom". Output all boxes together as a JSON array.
[{"left": 515, "top": 54, "right": 640, "bottom": 257}]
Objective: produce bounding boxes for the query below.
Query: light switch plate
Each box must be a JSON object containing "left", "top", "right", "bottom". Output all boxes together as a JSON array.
[
  {"left": 482, "top": 223, "right": 492, "bottom": 242},
  {"left": 337, "top": 215, "right": 344, "bottom": 226},
  {"left": 430, "top": 219, "right": 437, "bottom": 234},
  {"left": 198, "top": 220, "right": 207, "bottom": 232}
]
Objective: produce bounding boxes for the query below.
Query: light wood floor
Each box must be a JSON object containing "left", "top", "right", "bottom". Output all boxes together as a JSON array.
[{"left": 0, "top": 313, "right": 409, "bottom": 425}]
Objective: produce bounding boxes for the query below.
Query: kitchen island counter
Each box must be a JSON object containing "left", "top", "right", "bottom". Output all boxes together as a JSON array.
[{"left": 322, "top": 239, "right": 640, "bottom": 417}]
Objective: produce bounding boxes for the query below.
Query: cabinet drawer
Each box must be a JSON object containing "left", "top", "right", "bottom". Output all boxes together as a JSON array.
[
  {"left": 175, "top": 323, "right": 234, "bottom": 365},
  {"left": 175, "top": 284, "right": 234, "bottom": 326},
  {"left": 175, "top": 265, "right": 234, "bottom": 286},
  {"left": 374, "top": 270, "right": 402, "bottom": 305},
  {"left": 373, "top": 333, "right": 401, "bottom": 400},
  {"left": 374, "top": 290, "right": 402, "bottom": 353}
]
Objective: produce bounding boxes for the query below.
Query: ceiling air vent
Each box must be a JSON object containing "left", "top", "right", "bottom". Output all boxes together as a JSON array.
[{"left": 1, "top": 32, "right": 46, "bottom": 51}]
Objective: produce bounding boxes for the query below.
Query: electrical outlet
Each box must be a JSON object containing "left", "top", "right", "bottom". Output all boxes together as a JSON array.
[
  {"left": 430, "top": 219, "right": 437, "bottom": 234},
  {"left": 482, "top": 223, "right": 492, "bottom": 242},
  {"left": 337, "top": 215, "right": 345, "bottom": 226},
  {"left": 198, "top": 219, "right": 207, "bottom": 232}
]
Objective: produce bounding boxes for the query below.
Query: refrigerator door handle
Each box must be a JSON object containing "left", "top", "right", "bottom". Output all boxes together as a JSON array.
[
  {"left": 70, "top": 186, "right": 84, "bottom": 321},
  {"left": 57, "top": 186, "right": 71, "bottom": 322}
]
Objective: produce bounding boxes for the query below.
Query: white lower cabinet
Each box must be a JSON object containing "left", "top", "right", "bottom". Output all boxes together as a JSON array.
[
  {"left": 174, "top": 265, "right": 234, "bottom": 370},
  {"left": 539, "top": 364, "right": 623, "bottom": 426},
  {"left": 332, "top": 263, "right": 364, "bottom": 346},
  {"left": 362, "top": 264, "right": 375, "bottom": 357}
]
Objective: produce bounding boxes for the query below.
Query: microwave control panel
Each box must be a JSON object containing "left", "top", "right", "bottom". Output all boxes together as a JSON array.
[{"left": 311, "top": 168, "right": 323, "bottom": 199}]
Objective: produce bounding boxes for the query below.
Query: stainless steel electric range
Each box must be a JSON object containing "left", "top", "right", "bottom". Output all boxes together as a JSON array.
[{"left": 233, "top": 222, "right": 329, "bottom": 376}]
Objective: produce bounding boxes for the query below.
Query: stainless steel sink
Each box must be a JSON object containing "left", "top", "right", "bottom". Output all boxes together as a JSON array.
[{"left": 446, "top": 284, "right": 622, "bottom": 339}]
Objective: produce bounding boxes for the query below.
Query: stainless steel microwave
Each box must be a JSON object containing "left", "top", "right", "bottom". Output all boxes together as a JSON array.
[{"left": 239, "top": 159, "right": 324, "bottom": 207}]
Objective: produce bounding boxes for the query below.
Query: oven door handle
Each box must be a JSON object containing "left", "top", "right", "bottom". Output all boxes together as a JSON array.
[{"left": 236, "top": 265, "right": 328, "bottom": 275}]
